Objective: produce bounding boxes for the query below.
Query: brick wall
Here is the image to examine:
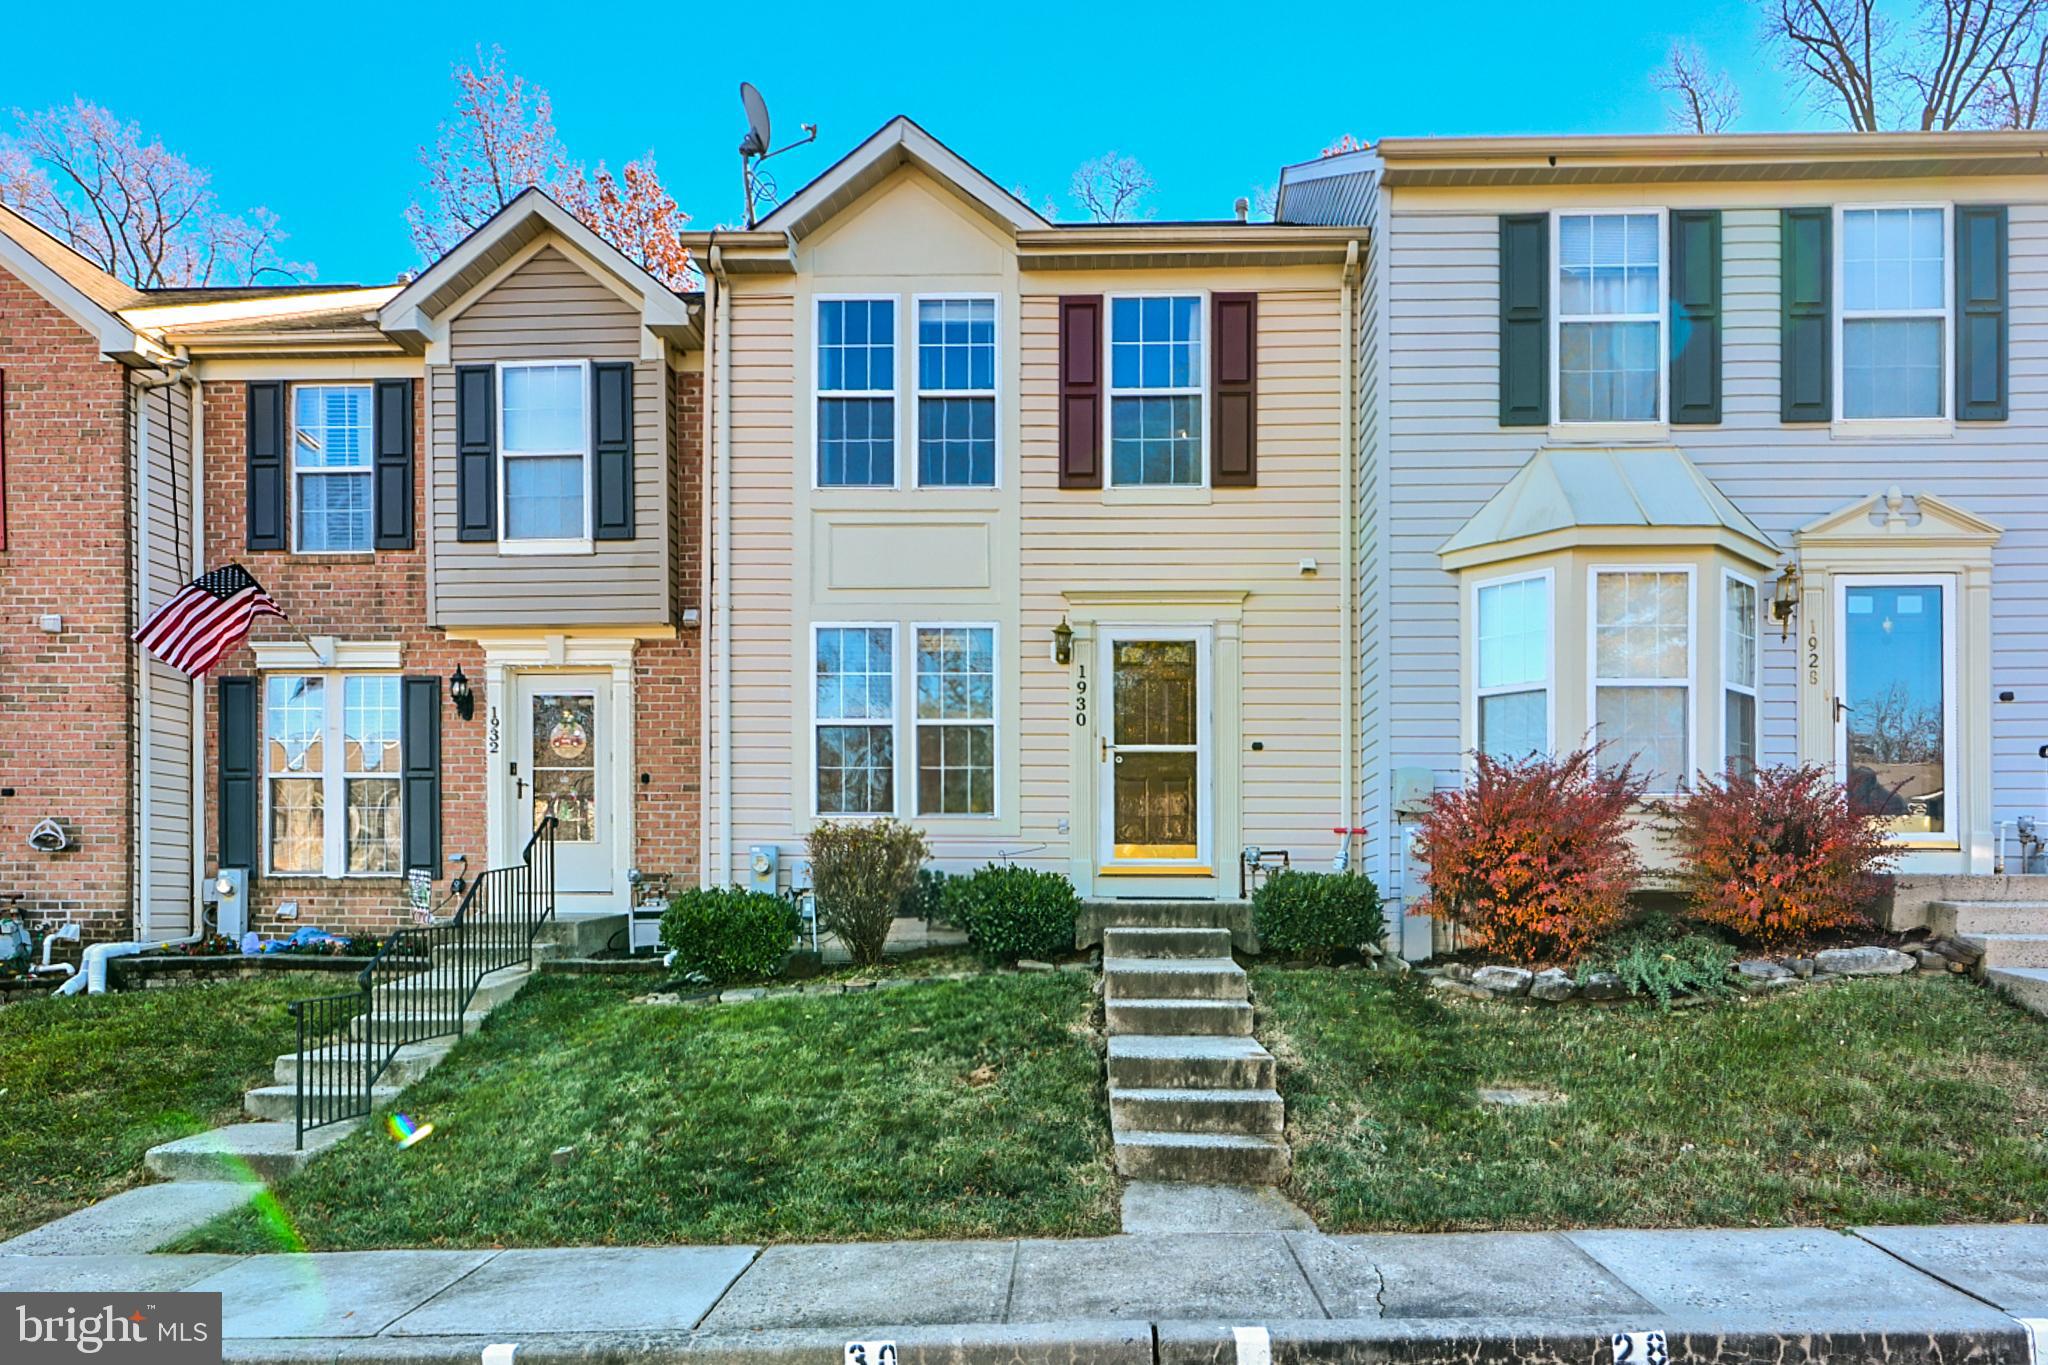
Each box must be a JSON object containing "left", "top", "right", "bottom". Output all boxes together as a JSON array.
[
  {"left": 633, "top": 367, "right": 702, "bottom": 889},
  {"left": 0, "top": 264, "right": 135, "bottom": 940}
]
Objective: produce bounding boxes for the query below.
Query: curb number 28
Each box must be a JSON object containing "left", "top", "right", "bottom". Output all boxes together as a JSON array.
[{"left": 1613, "top": 1331, "right": 1669, "bottom": 1365}]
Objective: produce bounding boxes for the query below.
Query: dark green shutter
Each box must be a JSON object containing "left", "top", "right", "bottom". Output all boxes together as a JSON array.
[
  {"left": 1956, "top": 205, "right": 2009, "bottom": 422},
  {"left": 373, "top": 378, "right": 414, "bottom": 549},
  {"left": 1780, "top": 209, "right": 1831, "bottom": 423},
  {"left": 1499, "top": 214, "right": 1549, "bottom": 426},
  {"left": 218, "top": 676, "right": 258, "bottom": 872},
  {"left": 401, "top": 677, "right": 442, "bottom": 873},
  {"left": 455, "top": 365, "right": 497, "bottom": 541},
  {"left": 1669, "top": 210, "right": 1722, "bottom": 425},
  {"left": 592, "top": 362, "right": 635, "bottom": 539},
  {"left": 245, "top": 382, "right": 287, "bottom": 550}
]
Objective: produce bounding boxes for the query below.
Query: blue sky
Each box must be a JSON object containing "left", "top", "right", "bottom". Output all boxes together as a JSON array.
[{"left": 3, "top": 0, "right": 1816, "bottom": 284}]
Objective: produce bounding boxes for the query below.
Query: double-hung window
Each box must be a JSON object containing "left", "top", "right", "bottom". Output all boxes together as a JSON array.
[
  {"left": 265, "top": 674, "right": 402, "bottom": 877},
  {"left": 1556, "top": 212, "right": 1663, "bottom": 424},
  {"left": 1839, "top": 206, "right": 1948, "bottom": 419},
  {"left": 814, "top": 625, "right": 896, "bottom": 815},
  {"left": 292, "top": 384, "right": 374, "bottom": 552},
  {"left": 1722, "top": 574, "right": 1759, "bottom": 779},
  {"left": 817, "top": 297, "right": 896, "bottom": 487},
  {"left": 1592, "top": 569, "right": 1692, "bottom": 793},
  {"left": 914, "top": 625, "right": 996, "bottom": 815},
  {"left": 499, "top": 361, "right": 589, "bottom": 546},
  {"left": 1474, "top": 573, "right": 1551, "bottom": 759},
  {"left": 916, "top": 297, "right": 996, "bottom": 487},
  {"left": 1109, "top": 295, "right": 1204, "bottom": 485}
]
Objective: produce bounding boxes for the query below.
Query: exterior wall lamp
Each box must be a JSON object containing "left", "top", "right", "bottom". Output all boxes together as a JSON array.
[
  {"left": 449, "top": 666, "right": 476, "bottom": 721},
  {"left": 1771, "top": 564, "right": 1801, "bottom": 641},
  {"left": 1051, "top": 617, "right": 1074, "bottom": 666}
]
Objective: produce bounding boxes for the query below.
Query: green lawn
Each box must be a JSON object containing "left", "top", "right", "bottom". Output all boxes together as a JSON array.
[
  {"left": 178, "top": 972, "right": 1119, "bottom": 1251},
  {"left": 1255, "top": 968, "right": 2048, "bottom": 1230},
  {"left": 0, "top": 977, "right": 306, "bottom": 1240}
]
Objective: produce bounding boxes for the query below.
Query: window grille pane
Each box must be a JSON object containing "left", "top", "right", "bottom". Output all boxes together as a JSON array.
[
  {"left": 1595, "top": 685, "right": 1688, "bottom": 790},
  {"left": 501, "top": 365, "right": 586, "bottom": 452},
  {"left": 269, "top": 777, "right": 323, "bottom": 874},
  {"left": 1842, "top": 318, "right": 1943, "bottom": 419},
  {"left": 1110, "top": 396, "right": 1202, "bottom": 485},
  {"left": 1476, "top": 577, "right": 1548, "bottom": 689},
  {"left": 1110, "top": 296, "right": 1202, "bottom": 394},
  {"left": 1842, "top": 207, "right": 1944, "bottom": 312},
  {"left": 917, "top": 396, "right": 995, "bottom": 487},
  {"left": 915, "top": 627, "right": 994, "bottom": 720},
  {"left": 819, "top": 397, "right": 896, "bottom": 486},
  {"left": 918, "top": 722, "right": 994, "bottom": 815},
  {"left": 1479, "top": 690, "right": 1547, "bottom": 759},
  {"left": 346, "top": 778, "right": 401, "bottom": 873},
  {"left": 1725, "top": 691, "right": 1757, "bottom": 779},
  {"left": 1724, "top": 579, "right": 1758, "bottom": 690},
  {"left": 265, "top": 676, "right": 324, "bottom": 774},
  {"left": 504, "top": 454, "right": 585, "bottom": 539},
  {"left": 819, "top": 298, "right": 895, "bottom": 395},
  {"left": 1559, "top": 320, "right": 1658, "bottom": 422},
  {"left": 817, "top": 725, "right": 894, "bottom": 814},
  {"left": 296, "top": 472, "right": 373, "bottom": 552},
  {"left": 1595, "top": 572, "right": 1690, "bottom": 680},
  {"left": 292, "top": 386, "right": 373, "bottom": 469},
  {"left": 344, "top": 676, "right": 401, "bottom": 774}
]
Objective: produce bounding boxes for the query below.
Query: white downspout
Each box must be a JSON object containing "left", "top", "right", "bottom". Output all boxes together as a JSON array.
[
  {"left": 1340, "top": 240, "right": 1361, "bottom": 858},
  {"left": 188, "top": 373, "right": 206, "bottom": 939},
  {"left": 710, "top": 243, "right": 735, "bottom": 886},
  {"left": 697, "top": 263, "right": 717, "bottom": 889}
]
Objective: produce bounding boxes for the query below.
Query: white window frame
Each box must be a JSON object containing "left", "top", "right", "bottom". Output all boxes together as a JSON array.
[
  {"left": 910, "top": 621, "right": 1000, "bottom": 819},
  {"left": 813, "top": 294, "right": 902, "bottom": 491},
  {"left": 1587, "top": 564, "right": 1697, "bottom": 797},
  {"left": 1104, "top": 291, "right": 1211, "bottom": 489},
  {"left": 911, "top": 294, "right": 1001, "bottom": 490},
  {"left": 1719, "top": 569, "right": 1762, "bottom": 779},
  {"left": 496, "top": 359, "right": 593, "bottom": 555},
  {"left": 1550, "top": 207, "right": 1668, "bottom": 429},
  {"left": 1468, "top": 568, "right": 1555, "bottom": 762},
  {"left": 1833, "top": 202, "right": 1953, "bottom": 426},
  {"left": 261, "top": 672, "right": 404, "bottom": 880},
  {"left": 288, "top": 381, "right": 376, "bottom": 555},
  {"left": 1832, "top": 573, "right": 1959, "bottom": 845},
  {"left": 810, "top": 621, "right": 900, "bottom": 819}
]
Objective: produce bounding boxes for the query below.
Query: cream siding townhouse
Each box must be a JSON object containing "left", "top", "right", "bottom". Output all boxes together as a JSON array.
[
  {"left": 691, "top": 119, "right": 1364, "bottom": 905},
  {"left": 1279, "top": 132, "right": 2048, "bottom": 943}
]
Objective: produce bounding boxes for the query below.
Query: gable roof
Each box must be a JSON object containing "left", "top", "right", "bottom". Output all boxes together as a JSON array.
[
  {"left": 1374, "top": 130, "right": 2048, "bottom": 187},
  {"left": 755, "top": 116, "right": 1051, "bottom": 239},
  {"left": 0, "top": 202, "right": 155, "bottom": 360},
  {"left": 1440, "top": 446, "right": 1781, "bottom": 571},
  {"left": 1796, "top": 486, "right": 2003, "bottom": 547},
  {"left": 377, "top": 187, "right": 693, "bottom": 352}
]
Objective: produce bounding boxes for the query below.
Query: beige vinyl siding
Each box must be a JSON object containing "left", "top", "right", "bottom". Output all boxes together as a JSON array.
[
  {"left": 1018, "top": 288, "right": 1348, "bottom": 871},
  {"left": 1379, "top": 197, "right": 2048, "bottom": 832},
  {"left": 428, "top": 244, "right": 673, "bottom": 628},
  {"left": 133, "top": 377, "right": 195, "bottom": 941},
  {"left": 1353, "top": 176, "right": 1388, "bottom": 882},
  {"left": 709, "top": 293, "right": 797, "bottom": 884}
]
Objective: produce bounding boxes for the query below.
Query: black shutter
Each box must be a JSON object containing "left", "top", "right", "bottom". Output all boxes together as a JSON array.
[
  {"left": 1211, "top": 292, "right": 1258, "bottom": 487},
  {"left": 1669, "top": 210, "right": 1722, "bottom": 425},
  {"left": 1499, "top": 214, "right": 1549, "bottom": 426},
  {"left": 1956, "top": 204, "right": 2009, "bottom": 422},
  {"left": 1781, "top": 208, "right": 1832, "bottom": 423},
  {"left": 1057, "top": 295, "right": 1103, "bottom": 488},
  {"left": 592, "top": 362, "right": 635, "bottom": 539},
  {"left": 218, "top": 676, "right": 258, "bottom": 873},
  {"left": 245, "top": 382, "right": 287, "bottom": 550},
  {"left": 455, "top": 364, "right": 497, "bottom": 541},
  {"left": 373, "top": 378, "right": 414, "bottom": 549},
  {"left": 401, "top": 676, "right": 442, "bottom": 873}
]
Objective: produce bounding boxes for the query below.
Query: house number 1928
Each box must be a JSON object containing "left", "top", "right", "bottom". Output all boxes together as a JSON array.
[{"left": 1074, "top": 662, "right": 1088, "bottom": 728}]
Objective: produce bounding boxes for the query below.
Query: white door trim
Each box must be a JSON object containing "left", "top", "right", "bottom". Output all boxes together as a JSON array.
[
  {"left": 1096, "top": 625, "right": 1213, "bottom": 871},
  {"left": 1832, "top": 573, "right": 1958, "bottom": 847}
]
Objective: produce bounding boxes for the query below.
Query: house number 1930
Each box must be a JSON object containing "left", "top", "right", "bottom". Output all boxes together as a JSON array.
[{"left": 1074, "top": 662, "right": 1088, "bottom": 728}]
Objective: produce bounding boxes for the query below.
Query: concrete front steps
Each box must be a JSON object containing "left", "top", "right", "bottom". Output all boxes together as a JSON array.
[
  {"left": 1935, "top": 899, "right": 2048, "bottom": 1018},
  {"left": 1079, "top": 901, "right": 1255, "bottom": 952},
  {"left": 143, "top": 923, "right": 577, "bottom": 1185},
  {"left": 1101, "top": 923, "right": 1289, "bottom": 1185}
]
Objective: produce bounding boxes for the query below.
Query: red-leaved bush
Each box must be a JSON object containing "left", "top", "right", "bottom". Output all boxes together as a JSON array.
[
  {"left": 1662, "top": 764, "right": 1895, "bottom": 949},
  {"left": 1414, "top": 748, "right": 1648, "bottom": 963}
]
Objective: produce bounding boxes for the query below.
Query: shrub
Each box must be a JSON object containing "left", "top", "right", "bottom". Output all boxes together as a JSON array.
[
  {"left": 941, "top": 864, "right": 1080, "bottom": 965},
  {"left": 1662, "top": 763, "right": 1896, "bottom": 949},
  {"left": 806, "top": 818, "right": 930, "bottom": 967},
  {"left": 1577, "top": 926, "right": 1738, "bottom": 1008},
  {"left": 660, "top": 887, "right": 798, "bottom": 986},
  {"left": 1252, "top": 869, "right": 1385, "bottom": 963},
  {"left": 903, "top": 868, "right": 952, "bottom": 924},
  {"left": 1414, "top": 747, "right": 1648, "bottom": 963}
]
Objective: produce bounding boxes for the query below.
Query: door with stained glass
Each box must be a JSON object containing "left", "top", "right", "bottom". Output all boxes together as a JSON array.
[
  {"left": 1835, "top": 577, "right": 1955, "bottom": 843},
  {"left": 1099, "top": 630, "right": 1209, "bottom": 868},
  {"left": 514, "top": 675, "right": 611, "bottom": 893}
]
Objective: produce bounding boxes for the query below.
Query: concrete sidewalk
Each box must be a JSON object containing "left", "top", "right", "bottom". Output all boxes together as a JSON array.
[{"left": 3, "top": 1224, "right": 2046, "bottom": 1364}]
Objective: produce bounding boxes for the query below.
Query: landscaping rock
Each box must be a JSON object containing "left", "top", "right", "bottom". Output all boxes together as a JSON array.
[
  {"left": 1791, "top": 957, "right": 1815, "bottom": 979},
  {"left": 550, "top": 1145, "right": 576, "bottom": 1168},
  {"left": 1529, "top": 968, "right": 1577, "bottom": 1002},
  {"left": 1579, "top": 971, "right": 1627, "bottom": 1002},
  {"left": 1470, "top": 965, "right": 1533, "bottom": 998},
  {"left": 1380, "top": 955, "right": 1412, "bottom": 976},
  {"left": 719, "top": 987, "right": 766, "bottom": 1004},
  {"left": 1814, "top": 946, "right": 1915, "bottom": 977},
  {"left": 1736, "top": 959, "right": 1793, "bottom": 982},
  {"left": 1478, "top": 1086, "right": 1566, "bottom": 1107},
  {"left": 1448, "top": 963, "right": 1474, "bottom": 983},
  {"left": 1018, "top": 959, "right": 1054, "bottom": 972}
]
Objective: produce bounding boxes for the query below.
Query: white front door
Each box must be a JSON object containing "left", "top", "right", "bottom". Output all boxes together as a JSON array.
[
  {"left": 513, "top": 674, "right": 613, "bottom": 895},
  {"left": 1098, "top": 628, "right": 1212, "bottom": 870},
  {"left": 1834, "top": 575, "right": 1957, "bottom": 845}
]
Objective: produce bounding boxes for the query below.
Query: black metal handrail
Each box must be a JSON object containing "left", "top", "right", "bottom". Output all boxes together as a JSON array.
[{"left": 289, "top": 818, "right": 557, "bottom": 1146}]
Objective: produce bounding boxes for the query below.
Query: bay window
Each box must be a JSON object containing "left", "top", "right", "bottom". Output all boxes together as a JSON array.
[
  {"left": 1591, "top": 569, "right": 1693, "bottom": 792},
  {"left": 1556, "top": 212, "right": 1663, "bottom": 424},
  {"left": 1722, "top": 574, "right": 1759, "bottom": 779},
  {"left": 265, "top": 674, "right": 402, "bottom": 877},
  {"left": 1839, "top": 206, "right": 1948, "bottom": 420},
  {"left": 1474, "top": 572, "right": 1551, "bottom": 759}
]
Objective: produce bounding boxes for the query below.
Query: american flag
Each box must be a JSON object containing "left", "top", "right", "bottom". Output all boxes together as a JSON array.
[{"left": 132, "top": 563, "right": 284, "bottom": 677}]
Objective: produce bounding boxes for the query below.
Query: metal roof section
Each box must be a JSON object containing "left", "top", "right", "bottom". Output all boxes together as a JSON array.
[
  {"left": 1439, "top": 446, "right": 1782, "bottom": 571},
  {"left": 1274, "top": 147, "right": 1379, "bottom": 225},
  {"left": 1375, "top": 130, "right": 2048, "bottom": 187}
]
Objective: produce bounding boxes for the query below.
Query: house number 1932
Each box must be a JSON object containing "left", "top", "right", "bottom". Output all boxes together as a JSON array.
[
  {"left": 487, "top": 705, "right": 501, "bottom": 755},
  {"left": 1074, "top": 662, "right": 1089, "bottom": 728}
]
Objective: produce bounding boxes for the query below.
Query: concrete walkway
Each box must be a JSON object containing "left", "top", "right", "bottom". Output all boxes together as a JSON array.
[{"left": 4, "top": 1224, "right": 2046, "bottom": 1363}]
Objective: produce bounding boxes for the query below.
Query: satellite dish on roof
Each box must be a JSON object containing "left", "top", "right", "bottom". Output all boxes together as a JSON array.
[
  {"left": 739, "top": 82, "right": 772, "bottom": 159},
  {"left": 737, "top": 82, "right": 818, "bottom": 229}
]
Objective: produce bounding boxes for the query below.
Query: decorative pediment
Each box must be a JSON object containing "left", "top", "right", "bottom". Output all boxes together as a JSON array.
[{"left": 1795, "top": 487, "right": 2003, "bottom": 550}]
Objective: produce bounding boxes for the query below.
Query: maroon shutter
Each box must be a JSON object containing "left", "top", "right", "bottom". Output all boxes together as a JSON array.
[
  {"left": 1211, "top": 292, "right": 1257, "bottom": 487},
  {"left": 1057, "top": 295, "right": 1103, "bottom": 489}
]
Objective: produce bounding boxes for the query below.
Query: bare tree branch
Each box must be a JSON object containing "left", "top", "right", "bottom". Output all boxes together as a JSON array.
[
  {"left": 1758, "top": 0, "right": 2047, "bottom": 129},
  {"left": 1070, "top": 152, "right": 1155, "bottom": 224},
  {"left": 1656, "top": 41, "right": 1744, "bottom": 130}
]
